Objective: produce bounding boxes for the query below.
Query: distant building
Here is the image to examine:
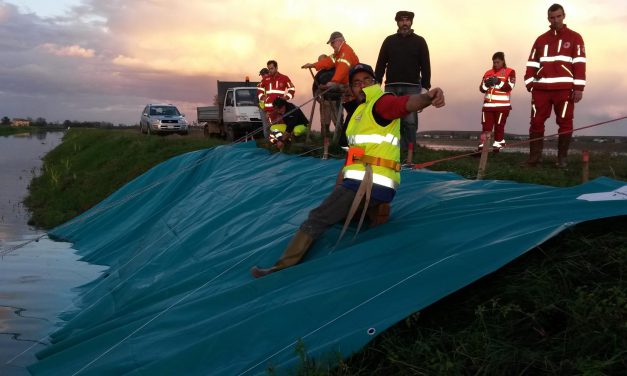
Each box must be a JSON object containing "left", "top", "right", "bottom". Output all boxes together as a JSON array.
[{"left": 11, "top": 118, "right": 30, "bottom": 127}]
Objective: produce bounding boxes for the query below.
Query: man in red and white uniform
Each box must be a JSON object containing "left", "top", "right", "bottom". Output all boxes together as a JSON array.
[
  {"left": 479, "top": 51, "right": 515, "bottom": 152},
  {"left": 523, "top": 3, "right": 586, "bottom": 167},
  {"left": 257, "top": 60, "right": 296, "bottom": 138}
]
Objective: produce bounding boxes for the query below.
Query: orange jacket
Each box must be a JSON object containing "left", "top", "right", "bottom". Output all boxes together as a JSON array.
[
  {"left": 479, "top": 67, "right": 515, "bottom": 111},
  {"left": 313, "top": 42, "right": 359, "bottom": 85}
]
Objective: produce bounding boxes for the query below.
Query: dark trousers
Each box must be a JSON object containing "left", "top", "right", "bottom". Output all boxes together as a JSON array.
[
  {"left": 385, "top": 84, "right": 421, "bottom": 154},
  {"left": 300, "top": 185, "right": 380, "bottom": 240}
]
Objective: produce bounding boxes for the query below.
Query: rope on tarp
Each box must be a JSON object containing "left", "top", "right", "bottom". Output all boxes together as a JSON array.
[{"left": 412, "top": 115, "right": 627, "bottom": 169}]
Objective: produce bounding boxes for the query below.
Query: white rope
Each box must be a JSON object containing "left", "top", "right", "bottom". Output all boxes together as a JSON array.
[
  {"left": 0, "top": 234, "right": 48, "bottom": 257},
  {"left": 70, "top": 241, "right": 263, "bottom": 375},
  {"left": 5, "top": 139, "right": 303, "bottom": 366},
  {"left": 237, "top": 253, "right": 458, "bottom": 375},
  {"left": 5, "top": 220, "right": 188, "bottom": 366},
  {"left": 6, "top": 89, "right": 336, "bottom": 369}
]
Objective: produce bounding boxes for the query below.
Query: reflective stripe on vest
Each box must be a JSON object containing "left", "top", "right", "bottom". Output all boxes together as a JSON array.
[
  {"left": 347, "top": 133, "right": 400, "bottom": 146},
  {"left": 482, "top": 67, "right": 514, "bottom": 109},
  {"left": 344, "top": 169, "right": 398, "bottom": 189}
]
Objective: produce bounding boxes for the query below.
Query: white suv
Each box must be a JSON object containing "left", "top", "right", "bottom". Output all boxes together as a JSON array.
[{"left": 140, "top": 104, "right": 189, "bottom": 135}]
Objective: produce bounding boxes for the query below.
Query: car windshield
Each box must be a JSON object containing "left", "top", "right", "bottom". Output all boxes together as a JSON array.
[
  {"left": 150, "top": 106, "right": 180, "bottom": 116},
  {"left": 235, "top": 89, "right": 257, "bottom": 107}
]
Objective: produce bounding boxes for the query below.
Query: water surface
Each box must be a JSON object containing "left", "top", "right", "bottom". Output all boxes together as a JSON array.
[{"left": 0, "top": 132, "right": 105, "bottom": 375}]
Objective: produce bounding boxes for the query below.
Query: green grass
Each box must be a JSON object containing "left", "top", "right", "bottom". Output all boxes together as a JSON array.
[
  {"left": 296, "top": 133, "right": 627, "bottom": 186},
  {"left": 311, "top": 217, "right": 626, "bottom": 375},
  {"left": 24, "top": 128, "right": 223, "bottom": 228},
  {"left": 271, "top": 137, "right": 627, "bottom": 375},
  {"left": 24, "top": 129, "right": 627, "bottom": 375}
]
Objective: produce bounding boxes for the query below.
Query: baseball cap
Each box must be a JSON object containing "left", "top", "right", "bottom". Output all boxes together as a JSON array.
[
  {"left": 395, "top": 10, "right": 414, "bottom": 21},
  {"left": 349, "top": 63, "right": 375, "bottom": 83},
  {"left": 326, "top": 31, "right": 343, "bottom": 44}
]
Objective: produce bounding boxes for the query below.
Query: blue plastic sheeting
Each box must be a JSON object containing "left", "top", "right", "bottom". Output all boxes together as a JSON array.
[{"left": 30, "top": 142, "right": 627, "bottom": 375}]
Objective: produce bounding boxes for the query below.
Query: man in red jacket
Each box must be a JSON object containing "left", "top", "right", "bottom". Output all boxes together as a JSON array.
[
  {"left": 523, "top": 3, "right": 586, "bottom": 168},
  {"left": 257, "top": 60, "right": 296, "bottom": 139}
]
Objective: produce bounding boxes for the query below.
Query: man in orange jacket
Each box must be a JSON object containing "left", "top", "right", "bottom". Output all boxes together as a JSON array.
[{"left": 302, "top": 31, "right": 359, "bottom": 89}]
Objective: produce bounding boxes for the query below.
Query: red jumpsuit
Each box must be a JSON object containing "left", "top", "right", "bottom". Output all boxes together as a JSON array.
[
  {"left": 257, "top": 72, "right": 296, "bottom": 123},
  {"left": 524, "top": 24, "right": 586, "bottom": 134},
  {"left": 479, "top": 67, "right": 515, "bottom": 148}
]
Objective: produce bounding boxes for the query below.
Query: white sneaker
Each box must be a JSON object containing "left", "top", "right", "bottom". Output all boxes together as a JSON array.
[{"left": 492, "top": 140, "right": 505, "bottom": 149}]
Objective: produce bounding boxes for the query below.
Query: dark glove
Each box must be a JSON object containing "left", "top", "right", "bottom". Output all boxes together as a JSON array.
[{"left": 485, "top": 76, "right": 499, "bottom": 87}]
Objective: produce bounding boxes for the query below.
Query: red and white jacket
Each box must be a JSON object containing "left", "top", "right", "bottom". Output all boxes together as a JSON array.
[
  {"left": 257, "top": 72, "right": 296, "bottom": 112},
  {"left": 524, "top": 25, "right": 586, "bottom": 92},
  {"left": 480, "top": 67, "right": 515, "bottom": 111}
]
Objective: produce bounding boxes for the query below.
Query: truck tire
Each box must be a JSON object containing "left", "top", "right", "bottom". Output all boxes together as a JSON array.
[{"left": 225, "top": 125, "right": 235, "bottom": 142}]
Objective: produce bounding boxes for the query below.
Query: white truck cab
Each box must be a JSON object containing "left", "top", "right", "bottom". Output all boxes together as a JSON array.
[{"left": 222, "top": 87, "right": 263, "bottom": 141}]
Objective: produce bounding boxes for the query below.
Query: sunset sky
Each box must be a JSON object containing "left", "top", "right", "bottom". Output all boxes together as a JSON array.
[{"left": 1, "top": 0, "right": 626, "bottom": 136}]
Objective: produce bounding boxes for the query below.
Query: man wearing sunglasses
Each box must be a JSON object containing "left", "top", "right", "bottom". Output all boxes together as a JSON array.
[{"left": 251, "top": 64, "right": 445, "bottom": 278}]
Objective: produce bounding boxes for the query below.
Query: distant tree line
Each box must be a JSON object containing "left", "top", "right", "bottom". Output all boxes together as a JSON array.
[{"left": 0, "top": 115, "right": 132, "bottom": 129}]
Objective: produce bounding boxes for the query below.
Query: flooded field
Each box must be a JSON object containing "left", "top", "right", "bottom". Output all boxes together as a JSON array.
[
  {"left": 419, "top": 138, "right": 627, "bottom": 156},
  {"left": 0, "top": 132, "right": 104, "bottom": 375}
]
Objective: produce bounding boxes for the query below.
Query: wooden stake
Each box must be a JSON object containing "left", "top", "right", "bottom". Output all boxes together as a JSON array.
[
  {"left": 305, "top": 67, "right": 316, "bottom": 145},
  {"left": 305, "top": 94, "right": 317, "bottom": 145},
  {"left": 406, "top": 143, "right": 414, "bottom": 165},
  {"left": 332, "top": 100, "right": 344, "bottom": 144},
  {"left": 476, "top": 131, "right": 492, "bottom": 180},
  {"left": 582, "top": 149, "right": 589, "bottom": 183}
]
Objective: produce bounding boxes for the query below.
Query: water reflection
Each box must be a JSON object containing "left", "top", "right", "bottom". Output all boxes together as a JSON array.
[
  {"left": 0, "top": 237, "right": 105, "bottom": 375},
  {"left": 0, "top": 131, "right": 63, "bottom": 242},
  {"left": 0, "top": 132, "right": 105, "bottom": 375}
]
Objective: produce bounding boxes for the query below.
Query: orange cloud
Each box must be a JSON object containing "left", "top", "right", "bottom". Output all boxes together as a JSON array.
[{"left": 41, "top": 43, "right": 95, "bottom": 58}]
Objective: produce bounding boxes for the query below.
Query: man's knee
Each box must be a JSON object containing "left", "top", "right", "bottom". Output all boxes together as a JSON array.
[
  {"left": 529, "top": 121, "right": 545, "bottom": 134},
  {"left": 367, "top": 203, "right": 391, "bottom": 227}
]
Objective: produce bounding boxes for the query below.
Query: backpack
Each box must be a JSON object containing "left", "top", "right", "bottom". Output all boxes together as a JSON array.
[{"left": 313, "top": 69, "right": 342, "bottom": 100}]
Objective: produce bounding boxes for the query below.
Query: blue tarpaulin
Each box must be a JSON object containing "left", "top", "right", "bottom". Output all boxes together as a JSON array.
[{"left": 29, "top": 142, "right": 627, "bottom": 375}]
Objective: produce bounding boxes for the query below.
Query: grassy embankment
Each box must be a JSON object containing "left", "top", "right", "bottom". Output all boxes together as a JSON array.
[
  {"left": 25, "top": 129, "right": 627, "bottom": 375},
  {"left": 25, "top": 128, "right": 222, "bottom": 227}
]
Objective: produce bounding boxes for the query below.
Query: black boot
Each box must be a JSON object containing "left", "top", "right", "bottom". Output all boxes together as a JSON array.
[
  {"left": 556, "top": 133, "right": 572, "bottom": 168},
  {"left": 251, "top": 230, "right": 314, "bottom": 278},
  {"left": 521, "top": 132, "right": 544, "bottom": 167}
]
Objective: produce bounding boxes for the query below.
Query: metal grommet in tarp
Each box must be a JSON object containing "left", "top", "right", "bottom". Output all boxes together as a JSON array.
[{"left": 367, "top": 327, "right": 376, "bottom": 336}]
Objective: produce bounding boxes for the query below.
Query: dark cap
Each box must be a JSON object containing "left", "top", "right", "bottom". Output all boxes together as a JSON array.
[
  {"left": 272, "top": 97, "right": 287, "bottom": 109},
  {"left": 259, "top": 68, "right": 269, "bottom": 76},
  {"left": 395, "top": 10, "right": 414, "bottom": 21},
  {"left": 326, "top": 31, "right": 344, "bottom": 44},
  {"left": 349, "top": 63, "right": 375, "bottom": 83}
]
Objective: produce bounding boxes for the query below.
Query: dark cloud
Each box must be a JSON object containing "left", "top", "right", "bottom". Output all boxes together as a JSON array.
[
  {"left": 0, "top": 1, "right": 216, "bottom": 124},
  {"left": 1, "top": 0, "right": 626, "bottom": 137}
]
